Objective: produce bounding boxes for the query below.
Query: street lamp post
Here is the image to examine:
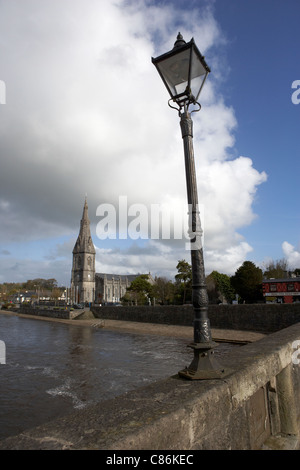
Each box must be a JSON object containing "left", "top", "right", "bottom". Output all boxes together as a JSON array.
[{"left": 152, "top": 33, "right": 228, "bottom": 379}]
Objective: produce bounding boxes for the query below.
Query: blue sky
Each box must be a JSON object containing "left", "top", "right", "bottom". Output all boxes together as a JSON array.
[
  {"left": 213, "top": 0, "right": 300, "bottom": 264},
  {"left": 0, "top": 0, "right": 299, "bottom": 287}
]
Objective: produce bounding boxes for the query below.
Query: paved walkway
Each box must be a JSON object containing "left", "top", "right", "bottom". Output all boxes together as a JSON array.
[{"left": 91, "top": 319, "right": 266, "bottom": 343}]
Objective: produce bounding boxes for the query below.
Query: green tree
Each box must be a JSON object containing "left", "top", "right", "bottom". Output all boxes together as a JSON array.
[
  {"left": 51, "top": 288, "right": 63, "bottom": 306},
  {"left": 22, "top": 278, "right": 58, "bottom": 290},
  {"left": 206, "top": 271, "right": 235, "bottom": 304},
  {"left": 124, "top": 274, "right": 153, "bottom": 305},
  {"left": 152, "top": 277, "right": 175, "bottom": 305},
  {"left": 174, "top": 259, "right": 192, "bottom": 304},
  {"left": 0, "top": 282, "right": 23, "bottom": 301},
  {"left": 231, "top": 261, "right": 263, "bottom": 303}
]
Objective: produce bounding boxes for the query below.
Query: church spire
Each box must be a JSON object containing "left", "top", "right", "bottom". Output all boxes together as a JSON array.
[
  {"left": 73, "top": 197, "right": 95, "bottom": 255},
  {"left": 71, "top": 197, "right": 96, "bottom": 305},
  {"left": 81, "top": 196, "right": 89, "bottom": 228}
]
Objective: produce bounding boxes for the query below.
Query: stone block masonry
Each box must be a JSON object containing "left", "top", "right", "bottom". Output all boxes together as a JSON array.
[
  {"left": 18, "top": 303, "right": 300, "bottom": 333},
  {"left": 19, "top": 306, "right": 85, "bottom": 320},
  {"left": 91, "top": 303, "right": 300, "bottom": 333}
]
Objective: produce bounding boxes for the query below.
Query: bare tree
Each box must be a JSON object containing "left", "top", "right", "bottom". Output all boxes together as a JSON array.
[{"left": 263, "top": 258, "right": 289, "bottom": 279}]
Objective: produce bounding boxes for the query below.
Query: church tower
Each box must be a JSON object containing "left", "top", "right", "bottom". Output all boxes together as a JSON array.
[{"left": 71, "top": 198, "right": 96, "bottom": 304}]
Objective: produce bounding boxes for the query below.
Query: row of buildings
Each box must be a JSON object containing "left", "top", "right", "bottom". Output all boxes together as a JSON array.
[{"left": 262, "top": 277, "right": 300, "bottom": 304}]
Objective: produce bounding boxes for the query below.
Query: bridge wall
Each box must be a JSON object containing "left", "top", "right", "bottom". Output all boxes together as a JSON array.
[{"left": 0, "top": 321, "right": 299, "bottom": 450}]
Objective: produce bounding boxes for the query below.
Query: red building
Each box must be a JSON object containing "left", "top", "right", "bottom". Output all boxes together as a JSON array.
[{"left": 262, "top": 277, "right": 300, "bottom": 303}]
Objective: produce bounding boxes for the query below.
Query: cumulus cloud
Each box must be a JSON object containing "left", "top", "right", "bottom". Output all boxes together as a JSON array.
[
  {"left": 282, "top": 242, "right": 300, "bottom": 269},
  {"left": 0, "top": 0, "right": 267, "bottom": 283},
  {"left": 0, "top": 256, "right": 72, "bottom": 285},
  {"left": 95, "top": 241, "right": 176, "bottom": 279}
]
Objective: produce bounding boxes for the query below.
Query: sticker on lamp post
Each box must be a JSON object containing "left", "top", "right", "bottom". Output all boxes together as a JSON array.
[{"left": 0, "top": 340, "right": 6, "bottom": 364}]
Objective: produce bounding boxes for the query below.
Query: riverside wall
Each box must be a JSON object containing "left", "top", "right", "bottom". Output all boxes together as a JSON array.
[
  {"left": 17, "top": 303, "right": 300, "bottom": 332},
  {"left": 17, "top": 306, "right": 84, "bottom": 320},
  {"left": 91, "top": 303, "right": 300, "bottom": 333}
]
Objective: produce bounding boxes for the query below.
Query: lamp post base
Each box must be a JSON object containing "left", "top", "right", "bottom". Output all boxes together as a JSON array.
[{"left": 178, "top": 342, "right": 231, "bottom": 380}]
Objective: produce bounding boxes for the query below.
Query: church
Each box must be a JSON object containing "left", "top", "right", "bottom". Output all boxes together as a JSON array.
[{"left": 70, "top": 199, "right": 152, "bottom": 305}]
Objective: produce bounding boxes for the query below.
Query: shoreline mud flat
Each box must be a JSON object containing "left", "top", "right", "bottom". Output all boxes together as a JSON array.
[{"left": 0, "top": 309, "right": 266, "bottom": 344}]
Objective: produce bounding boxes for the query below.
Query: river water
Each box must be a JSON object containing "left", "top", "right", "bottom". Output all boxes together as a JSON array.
[{"left": 0, "top": 312, "right": 238, "bottom": 440}]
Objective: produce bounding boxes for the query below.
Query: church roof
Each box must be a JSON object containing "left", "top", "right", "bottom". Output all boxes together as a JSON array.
[
  {"left": 95, "top": 273, "right": 140, "bottom": 281},
  {"left": 95, "top": 273, "right": 155, "bottom": 285},
  {"left": 73, "top": 198, "right": 96, "bottom": 255}
]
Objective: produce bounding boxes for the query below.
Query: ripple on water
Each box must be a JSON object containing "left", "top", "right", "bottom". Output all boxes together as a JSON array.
[{"left": 0, "top": 313, "right": 240, "bottom": 440}]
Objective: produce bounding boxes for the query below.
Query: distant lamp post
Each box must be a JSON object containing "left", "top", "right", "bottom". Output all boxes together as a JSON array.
[{"left": 152, "top": 33, "right": 227, "bottom": 379}]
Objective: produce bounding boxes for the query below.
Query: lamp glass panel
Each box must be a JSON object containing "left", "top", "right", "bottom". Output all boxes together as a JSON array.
[
  {"left": 190, "top": 48, "right": 207, "bottom": 101},
  {"left": 156, "top": 48, "right": 191, "bottom": 98}
]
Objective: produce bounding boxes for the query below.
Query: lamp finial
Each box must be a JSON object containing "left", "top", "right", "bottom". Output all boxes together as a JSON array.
[{"left": 173, "top": 32, "right": 186, "bottom": 49}]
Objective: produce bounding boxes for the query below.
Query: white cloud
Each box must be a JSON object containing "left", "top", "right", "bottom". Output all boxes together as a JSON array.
[
  {"left": 0, "top": 0, "right": 267, "bottom": 283},
  {"left": 282, "top": 242, "right": 300, "bottom": 269},
  {"left": 0, "top": 256, "right": 71, "bottom": 286},
  {"left": 204, "top": 242, "right": 253, "bottom": 276},
  {"left": 95, "top": 241, "right": 176, "bottom": 279},
  {"left": 200, "top": 157, "right": 267, "bottom": 247}
]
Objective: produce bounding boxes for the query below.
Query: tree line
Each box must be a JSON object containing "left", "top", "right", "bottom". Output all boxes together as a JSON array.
[
  {"left": 122, "top": 258, "right": 300, "bottom": 306},
  {"left": 0, "top": 278, "right": 65, "bottom": 302},
  {"left": 1, "top": 259, "right": 299, "bottom": 305}
]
